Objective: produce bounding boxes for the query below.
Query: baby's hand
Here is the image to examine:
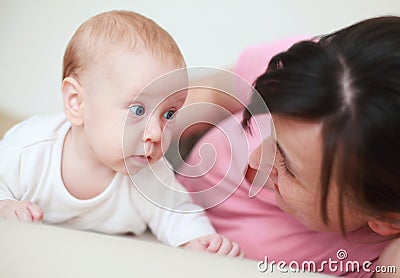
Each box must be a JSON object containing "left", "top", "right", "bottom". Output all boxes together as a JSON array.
[
  {"left": 0, "top": 199, "right": 43, "bottom": 222},
  {"left": 181, "top": 233, "right": 244, "bottom": 258}
]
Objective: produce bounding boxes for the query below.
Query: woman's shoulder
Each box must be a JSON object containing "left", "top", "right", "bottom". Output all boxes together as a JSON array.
[{"left": 375, "top": 238, "right": 400, "bottom": 277}]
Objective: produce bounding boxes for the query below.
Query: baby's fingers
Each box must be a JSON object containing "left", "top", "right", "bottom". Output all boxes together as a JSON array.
[
  {"left": 25, "top": 202, "right": 43, "bottom": 222},
  {"left": 15, "top": 207, "right": 33, "bottom": 222},
  {"left": 0, "top": 208, "right": 19, "bottom": 221},
  {"left": 0, "top": 200, "right": 23, "bottom": 221},
  {"left": 0, "top": 200, "right": 43, "bottom": 223},
  {"left": 206, "top": 236, "right": 223, "bottom": 253},
  {"left": 227, "top": 242, "right": 244, "bottom": 258},
  {"left": 214, "top": 237, "right": 233, "bottom": 255}
]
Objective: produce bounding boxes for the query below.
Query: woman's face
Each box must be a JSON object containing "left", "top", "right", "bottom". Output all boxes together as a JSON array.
[{"left": 262, "top": 116, "right": 368, "bottom": 232}]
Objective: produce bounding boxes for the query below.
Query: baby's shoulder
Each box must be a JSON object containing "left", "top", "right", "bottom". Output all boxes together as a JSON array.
[{"left": 1, "top": 113, "right": 68, "bottom": 150}]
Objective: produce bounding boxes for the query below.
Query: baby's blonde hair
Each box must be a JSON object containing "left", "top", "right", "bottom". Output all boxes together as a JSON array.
[{"left": 62, "top": 10, "right": 185, "bottom": 80}]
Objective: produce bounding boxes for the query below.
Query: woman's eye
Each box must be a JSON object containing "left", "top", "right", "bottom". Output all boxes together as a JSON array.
[
  {"left": 276, "top": 149, "right": 295, "bottom": 179},
  {"left": 130, "top": 105, "right": 145, "bottom": 116},
  {"left": 163, "top": 110, "right": 176, "bottom": 120}
]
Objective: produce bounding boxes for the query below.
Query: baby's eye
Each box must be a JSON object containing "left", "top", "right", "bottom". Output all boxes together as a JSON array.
[
  {"left": 163, "top": 110, "right": 176, "bottom": 120},
  {"left": 130, "top": 105, "right": 145, "bottom": 116}
]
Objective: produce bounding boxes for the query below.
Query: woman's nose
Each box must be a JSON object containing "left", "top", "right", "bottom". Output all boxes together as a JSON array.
[{"left": 269, "top": 166, "right": 279, "bottom": 184}]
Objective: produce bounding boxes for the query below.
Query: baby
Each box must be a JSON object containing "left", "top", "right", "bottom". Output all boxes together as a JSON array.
[{"left": 0, "top": 10, "right": 242, "bottom": 257}]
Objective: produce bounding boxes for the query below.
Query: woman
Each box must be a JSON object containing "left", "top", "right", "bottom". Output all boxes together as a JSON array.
[{"left": 177, "top": 16, "right": 400, "bottom": 277}]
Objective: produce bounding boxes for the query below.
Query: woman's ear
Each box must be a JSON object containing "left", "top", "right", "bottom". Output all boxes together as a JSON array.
[
  {"left": 368, "top": 216, "right": 400, "bottom": 236},
  {"left": 62, "top": 77, "right": 84, "bottom": 126}
]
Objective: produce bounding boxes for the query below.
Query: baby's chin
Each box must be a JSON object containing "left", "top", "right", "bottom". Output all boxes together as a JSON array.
[
  {"left": 120, "top": 165, "right": 145, "bottom": 176},
  {"left": 121, "top": 156, "right": 162, "bottom": 176}
]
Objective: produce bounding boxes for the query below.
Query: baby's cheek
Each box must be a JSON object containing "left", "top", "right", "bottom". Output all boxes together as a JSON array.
[
  {"left": 160, "top": 129, "right": 173, "bottom": 150},
  {"left": 151, "top": 152, "right": 164, "bottom": 164}
]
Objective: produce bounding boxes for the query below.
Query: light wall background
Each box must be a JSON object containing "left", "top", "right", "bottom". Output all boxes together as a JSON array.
[{"left": 1, "top": 0, "right": 400, "bottom": 119}]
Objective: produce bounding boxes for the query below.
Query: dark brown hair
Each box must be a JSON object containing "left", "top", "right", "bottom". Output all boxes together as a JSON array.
[{"left": 243, "top": 16, "right": 400, "bottom": 233}]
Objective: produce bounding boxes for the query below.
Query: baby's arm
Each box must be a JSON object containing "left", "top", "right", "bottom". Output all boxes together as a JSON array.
[
  {"left": 0, "top": 119, "right": 45, "bottom": 223},
  {"left": 181, "top": 233, "right": 244, "bottom": 258},
  {"left": 0, "top": 161, "right": 43, "bottom": 223},
  {"left": 0, "top": 199, "right": 43, "bottom": 222}
]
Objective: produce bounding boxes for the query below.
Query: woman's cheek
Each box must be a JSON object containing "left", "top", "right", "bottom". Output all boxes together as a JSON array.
[{"left": 276, "top": 170, "right": 288, "bottom": 193}]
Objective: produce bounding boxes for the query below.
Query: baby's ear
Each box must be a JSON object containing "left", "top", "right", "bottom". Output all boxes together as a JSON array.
[
  {"left": 368, "top": 214, "right": 400, "bottom": 236},
  {"left": 62, "top": 77, "right": 84, "bottom": 126}
]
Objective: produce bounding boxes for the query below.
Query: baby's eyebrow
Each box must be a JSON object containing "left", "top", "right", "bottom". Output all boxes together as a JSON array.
[
  {"left": 165, "top": 92, "right": 187, "bottom": 105},
  {"left": 276, "top": 142, "right": 299, "bottom": 178}
]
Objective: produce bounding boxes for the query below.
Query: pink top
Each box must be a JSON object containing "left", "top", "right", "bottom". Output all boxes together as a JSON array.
[{"left": 177, "top": 37, "right": 388, "bottom": 277}]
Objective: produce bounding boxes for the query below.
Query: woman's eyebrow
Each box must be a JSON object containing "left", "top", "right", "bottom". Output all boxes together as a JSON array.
[{"left": 276, "top": 142, "right": 299, "bottom": 177}]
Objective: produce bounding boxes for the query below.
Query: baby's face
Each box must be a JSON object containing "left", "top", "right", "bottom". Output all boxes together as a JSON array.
[{"left": 78, "top": 48, "right": 187, "bottom": 175}]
